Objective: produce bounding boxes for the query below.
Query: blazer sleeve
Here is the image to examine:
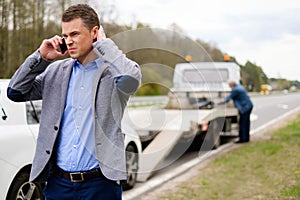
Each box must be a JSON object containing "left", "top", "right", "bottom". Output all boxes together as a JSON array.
[
  {"left": 7, "top": 50, "right": 51, "bottom": 102},
  {"left": 93, "top": 38, "right": 142, "bottom": 95}
]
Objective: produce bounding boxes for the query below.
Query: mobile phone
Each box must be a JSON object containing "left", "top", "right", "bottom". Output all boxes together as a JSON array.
[{"left": 59, "top": 37, "right": 67, "bottom": 54}]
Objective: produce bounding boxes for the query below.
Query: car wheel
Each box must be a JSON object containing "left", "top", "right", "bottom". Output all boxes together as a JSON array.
[
  {"left": 6, "top": 170, "right": 44, "bottom": 200},
  {"left": 122, "top": 144, "right": 138, "bottom": 190}
]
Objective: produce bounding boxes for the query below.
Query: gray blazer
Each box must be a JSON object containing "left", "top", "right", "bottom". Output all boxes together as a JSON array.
[{"left": 7, "top": 39, "right": 141, "bottom": 182}]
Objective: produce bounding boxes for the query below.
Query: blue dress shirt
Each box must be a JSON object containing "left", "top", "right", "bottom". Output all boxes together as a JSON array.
[{"left": 56, "top": 59, "right": 103, "bottom": 172}]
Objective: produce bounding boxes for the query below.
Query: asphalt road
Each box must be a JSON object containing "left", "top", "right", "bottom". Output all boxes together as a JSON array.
[
  {"left": 250, "top": 92, "right": 300, "bottom": 129},
  {"left": 123, "top": 92, "right": 300, "bottom": 199}
]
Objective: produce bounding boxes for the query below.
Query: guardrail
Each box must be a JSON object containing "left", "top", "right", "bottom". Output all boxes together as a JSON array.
[
  {"left": 128, "top": 91, "right": 295, "bottom": 107},
  {"left": 128, "top": 96, "right": 169, "bottom": 107}
]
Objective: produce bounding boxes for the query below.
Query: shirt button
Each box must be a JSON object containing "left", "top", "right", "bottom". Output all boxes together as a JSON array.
[
  {"left": 54, "top": 126, "right": 58, "bottom": 131},
  {"left": 73, "top": 145, "right": 77, "bottom": 149}
]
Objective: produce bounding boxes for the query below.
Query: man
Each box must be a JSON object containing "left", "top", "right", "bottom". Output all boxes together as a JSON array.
[
  {"left": 220, "top": 80, "right": 253, "bottom": 143},
  {"left": 7, "top": 4, "right": 141, "bottom": 200}
]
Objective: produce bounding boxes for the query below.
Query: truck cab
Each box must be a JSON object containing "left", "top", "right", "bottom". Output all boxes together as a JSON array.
[
  {"left": 168, "top": 61, "right": 241, "bottom": 109},
  {"left": 167, "top": 61, "right": 240, "bottom": 148}
]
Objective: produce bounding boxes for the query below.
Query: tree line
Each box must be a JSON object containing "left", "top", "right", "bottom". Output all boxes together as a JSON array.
[
  {"left": 1, "top": 0, "right": 298, "bottom": 95},
  {"left": 0, "top": 0, "right": 70, "bottom": 77}
]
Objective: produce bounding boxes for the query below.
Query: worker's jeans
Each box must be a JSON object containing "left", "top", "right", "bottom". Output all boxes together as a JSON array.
[
  {"left": 239, "top": 107, "right": 252, "bottom": 142},
  {"left": 43, "top": 175, "right": 122, "bottom": 200}
]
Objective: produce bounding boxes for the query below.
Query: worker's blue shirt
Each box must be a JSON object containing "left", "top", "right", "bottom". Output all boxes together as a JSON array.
[
  {"left": 225, "top": 84, "right": 253, "bottom": 114},
  {"left": 56, "top": 59, "right": 102, "bottom": 172}
]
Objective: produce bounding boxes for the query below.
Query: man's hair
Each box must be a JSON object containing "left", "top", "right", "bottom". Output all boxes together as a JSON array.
[
  {"left": 62, "top": 4, "right": 100, "bottom": 30},
  {"left": 228, "top": 80, "right": 237, "bottom": 86}
]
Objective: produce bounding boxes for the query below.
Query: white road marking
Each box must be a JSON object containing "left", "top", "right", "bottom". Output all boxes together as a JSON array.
[
  {"left": 250, "top": 114, "right": 258, "bottom": 121},
  {"left": 278, "top": 104, "right": 289, "bottom": 109}
]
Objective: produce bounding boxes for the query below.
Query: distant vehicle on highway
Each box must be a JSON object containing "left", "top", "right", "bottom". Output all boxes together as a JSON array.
[
  {"left": 260, "top": 84, "right": 272, "bottom": 95},
  {"left": 0, "top": 79, "right": 141, "bottom": 199}
]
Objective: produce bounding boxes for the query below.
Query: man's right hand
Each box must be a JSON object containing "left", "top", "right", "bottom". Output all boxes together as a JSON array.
[{"left": 39, "top": 35, "right": 68, "bottom": 61}]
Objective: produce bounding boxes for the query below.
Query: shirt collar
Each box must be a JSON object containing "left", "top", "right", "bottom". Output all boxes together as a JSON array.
[{"left": 74, "top": 58, "right": 103, "bottom": 70}]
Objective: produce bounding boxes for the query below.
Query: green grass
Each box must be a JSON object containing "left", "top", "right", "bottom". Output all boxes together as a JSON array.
[{"left": 159, "top": 115, "right": 300, "bottom": 200}]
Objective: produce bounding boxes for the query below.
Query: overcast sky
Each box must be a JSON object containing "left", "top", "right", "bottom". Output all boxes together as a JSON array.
[{"left": 95, "top": 0, "right": 300, "bottom": 81}]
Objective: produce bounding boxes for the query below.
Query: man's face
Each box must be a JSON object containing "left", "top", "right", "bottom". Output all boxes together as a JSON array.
[{"left": 62, "top": 18, "right": 97, "bottom": 64}]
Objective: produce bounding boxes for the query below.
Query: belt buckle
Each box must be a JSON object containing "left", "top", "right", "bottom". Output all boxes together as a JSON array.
[{"left": 70, "top": 172, "right": 85, "bottom": 182}]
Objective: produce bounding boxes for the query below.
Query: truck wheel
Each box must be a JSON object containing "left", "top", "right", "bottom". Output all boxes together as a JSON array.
[
  {"left": 212, "top": 128, "right": 221, "bottom": 149},
  {"left": 6, "top": 170, "right": 44, "bottom": 200},
  {"left": 206, "top": 118, "right": 223, "bottom": 150},
  {"left": 122, "top": 144, "right": 138, "bottom": 190}
]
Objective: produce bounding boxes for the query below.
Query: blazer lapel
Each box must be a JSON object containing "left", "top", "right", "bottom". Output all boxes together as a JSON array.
[
  {"left": 60, "top": 61, "right": 73, "bottom": 112},
  {"left": 92, "top": 61, "right": 110, "bottom": 108}
]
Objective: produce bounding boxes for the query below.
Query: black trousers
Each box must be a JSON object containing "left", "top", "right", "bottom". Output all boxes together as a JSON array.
[
  {"left": 239, "top": 107, "right": 253, "bottom": 142},
  {"left": 44, "top": 175, "right": 122, "bottom": 200}
]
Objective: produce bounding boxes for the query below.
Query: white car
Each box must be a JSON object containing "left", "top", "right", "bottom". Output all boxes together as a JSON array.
[{"left": 0, "top": 79, "right": 141, "bottom": 199}]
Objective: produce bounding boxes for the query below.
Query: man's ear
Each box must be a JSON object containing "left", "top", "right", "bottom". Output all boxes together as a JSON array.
[{"left": 92, "top": 26, "right": 99, "bottom": 42}]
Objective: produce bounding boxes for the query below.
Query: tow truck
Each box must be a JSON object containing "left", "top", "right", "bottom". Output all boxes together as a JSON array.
[{"left": 123, "top": 60, "right": 240, "bottom": 181}]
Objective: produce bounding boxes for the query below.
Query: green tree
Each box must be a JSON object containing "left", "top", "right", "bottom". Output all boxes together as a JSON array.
[
  {"left": 0, "top": 0, "right": 10, "bottom": 77},
  {"left": 241, "top": 61, "right": 269, "bottom": 92}
]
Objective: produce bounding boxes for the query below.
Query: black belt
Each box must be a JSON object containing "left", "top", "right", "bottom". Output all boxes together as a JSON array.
[{"left": 55, "top": 166, "right": 104, "bottom": 182}]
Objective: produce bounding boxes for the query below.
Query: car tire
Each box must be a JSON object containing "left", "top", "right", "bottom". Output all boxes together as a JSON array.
[
  {"left": 6, "top": 170, "right": 44, "bottom": 200},
  {"left": 122, "top": 144, "right": 138, "bottom": 191}
]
